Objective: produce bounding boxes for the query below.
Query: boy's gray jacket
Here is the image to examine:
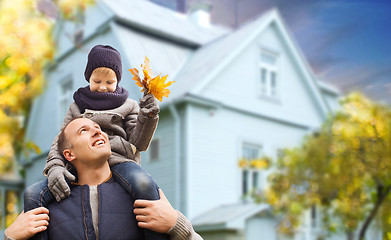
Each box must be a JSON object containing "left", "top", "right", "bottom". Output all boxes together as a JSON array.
[{"left": 43, "top": 99, "right": 158, "bottom": 174}]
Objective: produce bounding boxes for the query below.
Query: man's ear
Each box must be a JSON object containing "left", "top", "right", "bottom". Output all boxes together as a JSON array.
[{"left": 63, "top": 149, "right": 76, "bottom": 162}]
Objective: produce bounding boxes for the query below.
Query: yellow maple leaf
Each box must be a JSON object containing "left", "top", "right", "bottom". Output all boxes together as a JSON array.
[
  {"left": 129, "top": 68, "right": 142, "bottom": 86},
  {"left": 141, "top": 56, "right": 153, "bottom": 80},
  {"left": 147, "top": 74, "right": 174, "bottom": 102},
  {"left": 129, "top": 56, "right": 174, "bottom": 101}
]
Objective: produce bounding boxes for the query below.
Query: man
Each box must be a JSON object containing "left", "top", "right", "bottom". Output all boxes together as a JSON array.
[{"left": 5, "top": 118, "right": 202, "bottom": 240}]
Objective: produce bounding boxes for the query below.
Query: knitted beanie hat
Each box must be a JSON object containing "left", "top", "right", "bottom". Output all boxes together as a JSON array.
[{"left": 84, "top": 45, "right": 122, "bottom": 82}]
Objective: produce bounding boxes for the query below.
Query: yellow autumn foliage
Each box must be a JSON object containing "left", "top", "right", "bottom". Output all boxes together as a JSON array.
[
  {"left": 0, "top": 0, "right": 94, "bottom": 227},
  {"left": 129, "top": 57, "right": 174, "bottom": 102},
  {"left": 262, "top": 92, "right": 391, "bottom": 237}
]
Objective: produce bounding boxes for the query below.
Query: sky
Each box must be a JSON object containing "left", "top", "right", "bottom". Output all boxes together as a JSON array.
[{"left": 184, "top": 0, "right": 391, "bottom": 104}]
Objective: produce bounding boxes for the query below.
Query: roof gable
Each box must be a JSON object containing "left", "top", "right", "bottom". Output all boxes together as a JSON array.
[{"left": 169, "top": 9, "right": 330, "bottom": 118}]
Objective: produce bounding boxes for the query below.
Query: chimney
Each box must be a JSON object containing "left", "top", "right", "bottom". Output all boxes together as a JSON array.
[{"left": 189, "top": 1, "right": 212, "bottom": 27}]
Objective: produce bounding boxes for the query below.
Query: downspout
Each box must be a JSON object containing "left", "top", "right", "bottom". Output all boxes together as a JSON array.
[{"left": 169, "top": 104, "right": 181, "bottom": 212}]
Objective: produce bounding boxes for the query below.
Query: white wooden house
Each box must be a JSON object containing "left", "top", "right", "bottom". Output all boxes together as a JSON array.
[{"left": 10, "top": 0, "right": 382, "bottom": 239}]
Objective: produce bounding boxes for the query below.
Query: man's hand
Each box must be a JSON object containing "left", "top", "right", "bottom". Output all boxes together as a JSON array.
[
  {"left": 134, "top": 189, "right": 178, "bottom": 233},
  {"left": 48, "top": 166, "right": 75, "bottom": 201},
  {"left": 6, "top": 207, "right": 49, "bottom": 240},
  {"left": 139, "top": 93, "right": 160, "bottom": 118}
]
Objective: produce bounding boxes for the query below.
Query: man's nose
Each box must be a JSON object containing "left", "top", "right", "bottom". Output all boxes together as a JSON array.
[{"left": 92, "top": 128, "right": 102, "bottom": 137}]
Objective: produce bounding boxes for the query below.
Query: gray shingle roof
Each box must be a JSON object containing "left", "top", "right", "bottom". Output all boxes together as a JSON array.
[{"left": 102, "top": 0, "right": 229, "bottom": 47}]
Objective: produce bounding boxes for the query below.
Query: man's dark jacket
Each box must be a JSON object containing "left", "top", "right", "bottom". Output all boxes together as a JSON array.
[{"left": 43, "top": 177, "right": 144, "bottom": 240}]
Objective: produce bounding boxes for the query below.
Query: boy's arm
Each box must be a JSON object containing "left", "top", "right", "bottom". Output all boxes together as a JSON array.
[
  {"left": 124, "top": 94, "right": 159, "bottom": 151},
  {"left": 43, "top": 103, "right": 80, "bottom": 201}
]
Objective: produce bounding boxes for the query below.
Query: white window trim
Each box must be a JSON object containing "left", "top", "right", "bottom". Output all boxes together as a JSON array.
[
  {"left": 258, "top": 48, "right": 281, "bottom": 101},
  {"left": 240, "top": 141, "right": 264, "bottom": 197}
]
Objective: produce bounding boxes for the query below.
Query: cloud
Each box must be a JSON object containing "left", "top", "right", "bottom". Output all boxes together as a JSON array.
[{"left": 321, "top": 64, "right": 391, "bottom": 104}]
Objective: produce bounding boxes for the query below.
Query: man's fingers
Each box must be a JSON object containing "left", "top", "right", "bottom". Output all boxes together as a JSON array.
[
  {"left": 33, "top": 220, "right": 49, "bottom": 228},
  {"left": 134, "top": 199, "right": 150, "bottom": 208},
  {"left": 29, "top": 207, "right": 49, "bottom": 215},
  {"left": 33, "top": 225, "right": 48, "bottom": 234},
  {"left": 34, "top": 213, "right": 50, "bottom": 221},
  {"left": 135, "top": 215, "right": 148, "bottom": 222},
  {"left": 138, "top": 221, "right": 149, "bottom": 229},
  {"left": 133, "top": 207, "right": 148, "bottom": 215}
]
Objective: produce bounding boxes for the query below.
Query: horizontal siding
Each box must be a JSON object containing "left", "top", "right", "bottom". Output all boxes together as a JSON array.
[
  {"left": 25, "top": 157, "right": 46, "bottom": 188},
  {"left": 141, "top": 110, "right": 178, "bottom": 207},
  {"left": 202, "top": 24, "right": 324, "bottom": 129},
  {"left": 187, "top": 104, "right": 310, "bottom": 219}
]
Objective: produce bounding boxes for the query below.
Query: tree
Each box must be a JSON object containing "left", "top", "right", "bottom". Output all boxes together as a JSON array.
[
  {"left": 263, "top": 92, "right": 391, "bottom": 240},
  {"left": 0, "top": 0, "right": 93, "bottom": 226}
]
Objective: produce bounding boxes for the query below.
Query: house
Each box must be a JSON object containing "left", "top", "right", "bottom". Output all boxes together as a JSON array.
[{"left": 9, "top": 0, "right": 380, "bottom": 239}]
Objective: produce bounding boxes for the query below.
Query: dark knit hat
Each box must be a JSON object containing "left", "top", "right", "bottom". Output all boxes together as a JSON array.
[{"left": 84, "top": 45, "right": 122, "bottom": 82}]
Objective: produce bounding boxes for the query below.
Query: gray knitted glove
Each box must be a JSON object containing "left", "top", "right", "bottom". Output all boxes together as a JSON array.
[
  {"left": 139, "top": 93, "right": 160, "bottom": 118},
  {"left": 47, "top": 166, "right": 76, "bottom": 202}
]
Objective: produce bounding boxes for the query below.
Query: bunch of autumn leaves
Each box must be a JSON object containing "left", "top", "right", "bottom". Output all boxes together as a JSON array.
[{"left": 129, "top": 57, "right": 174, "bottom": 102}]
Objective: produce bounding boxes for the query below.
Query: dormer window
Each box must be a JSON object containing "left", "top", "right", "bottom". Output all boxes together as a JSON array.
[{"left": 259, "top": 50, "right": 279, "bottom": 99}]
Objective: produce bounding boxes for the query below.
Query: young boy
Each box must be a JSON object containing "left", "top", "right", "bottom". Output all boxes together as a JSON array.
[{"left": 24, "top": 45, "right": 168, "bottom": 239}]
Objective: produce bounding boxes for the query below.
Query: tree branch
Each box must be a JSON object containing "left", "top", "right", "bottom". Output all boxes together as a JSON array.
[{"left": 358, "top": 185, "right": 391, "bottom": 240}]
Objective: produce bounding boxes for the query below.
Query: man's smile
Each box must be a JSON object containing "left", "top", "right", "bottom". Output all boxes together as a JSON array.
[{"left": 92, "top": 138, "right": 106, "bottom": 147}]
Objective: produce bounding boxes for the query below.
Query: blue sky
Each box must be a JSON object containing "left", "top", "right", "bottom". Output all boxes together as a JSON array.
[{"left": 190, "top": 0, "right": 391, "bottom": 104}]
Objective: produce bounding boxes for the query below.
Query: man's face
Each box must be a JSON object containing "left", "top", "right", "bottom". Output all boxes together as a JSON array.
[{"left": 63, "top": 118, "right": 111, "bottom": 166}]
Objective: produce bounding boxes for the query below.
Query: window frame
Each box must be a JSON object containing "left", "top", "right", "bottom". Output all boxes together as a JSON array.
[
  {"left": 0, "top": 180, "right": 23, "bottom": 229},
  {"left": 258, "top": 48, "right": 280, "bottom": 100},
  {"left": 240, "top": 142, "right": 263, "bottom": 196}
]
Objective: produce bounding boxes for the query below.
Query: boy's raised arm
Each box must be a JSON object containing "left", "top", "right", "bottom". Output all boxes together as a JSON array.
[{"left": 125, "top": 93, "right": 159, "bottom": 152}]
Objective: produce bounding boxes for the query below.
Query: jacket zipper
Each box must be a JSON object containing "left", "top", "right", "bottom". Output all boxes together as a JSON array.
[{"left": 96, "top": 186, "right": 99, "bottom": 240}]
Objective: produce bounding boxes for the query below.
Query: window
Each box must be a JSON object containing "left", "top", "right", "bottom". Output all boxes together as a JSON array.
[
  {"left": 311, "top": 205, "right": 317, "bottom": 228},
  {"left": 259, "top": 50, "right": 279, "bottom": 99},
  {"left": 0, "top": 181, "right": 23, "bottom": 230},
  {"left": 58, "top": 78, "right": 73, "bottom": 126},
  {"left": 149, "top": 139, "right": 159, "bottom": 161},
  {"left": 310, "top": 205, "right": 323, "bottom": 229},
  {"left": 241, "top": 143, "right": 263, "bottom": 195}
]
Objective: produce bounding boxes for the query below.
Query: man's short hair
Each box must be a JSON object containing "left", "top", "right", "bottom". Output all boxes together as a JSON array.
[{"left": 57, "top": 117, "right": 82, "bottom": 157}]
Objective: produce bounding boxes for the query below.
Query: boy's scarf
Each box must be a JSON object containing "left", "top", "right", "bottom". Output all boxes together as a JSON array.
[{"left": 73, "top": 86, "right": 129, "bottom": 113}]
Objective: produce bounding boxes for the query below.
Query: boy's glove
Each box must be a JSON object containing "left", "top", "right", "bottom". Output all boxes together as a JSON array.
[
  {"left": 139, "top": 93, "right": 160, "bottom": 118},
  {"left": 47, "top": 166, "right": 76, "bottom": 202}
]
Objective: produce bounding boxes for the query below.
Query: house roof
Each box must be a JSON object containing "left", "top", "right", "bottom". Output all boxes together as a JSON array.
[
  {"left": 164, "top": 8, "right": 334, "bottom": 117},
  {"left": 318, "top": 80, "right": 341, "bottom": 96},
  {"left": 102, "top": 0, "right": 229, "bottom": 47},
  {"left": 103, "top": 1, "right": 338, "bottom": 115},
  {"left": 192, "top": 202, "right": 270, "bottom": 231}
]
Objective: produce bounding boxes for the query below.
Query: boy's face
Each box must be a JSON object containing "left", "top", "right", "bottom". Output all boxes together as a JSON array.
[{"left": 89, "top": 67, "right": 118, "bottom": 93}]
